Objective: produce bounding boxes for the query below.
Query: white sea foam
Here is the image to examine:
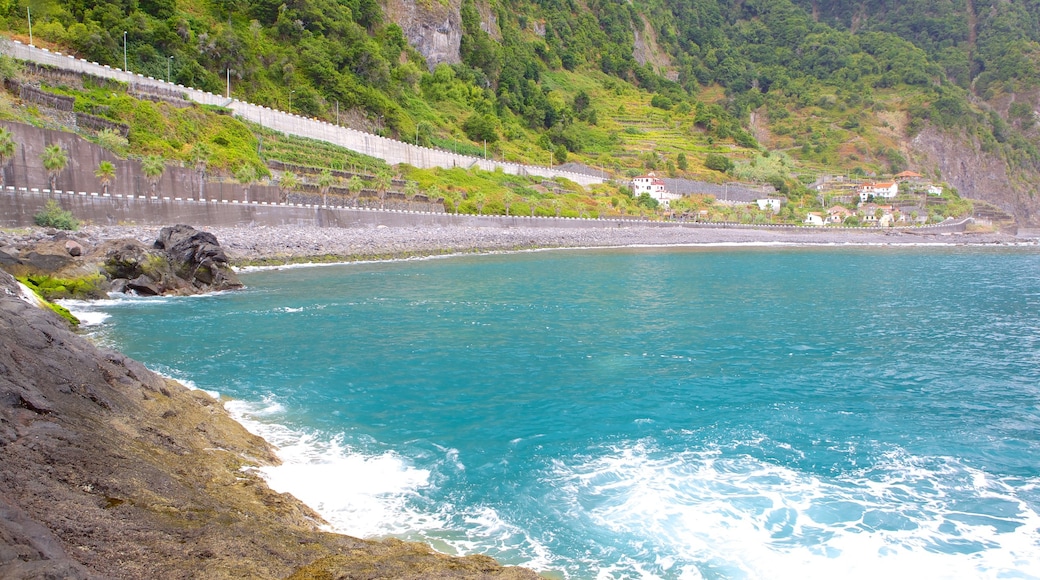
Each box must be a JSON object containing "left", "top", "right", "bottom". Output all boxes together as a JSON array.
[
  {"left": 224, "top": 398, "right": 440, "bottom": 538},
  {"left": 56, "top": 299, "right": 110, "bottom": 325},
  {"left": 550, "top": 441, "right": 1040, "bottom": 579}
]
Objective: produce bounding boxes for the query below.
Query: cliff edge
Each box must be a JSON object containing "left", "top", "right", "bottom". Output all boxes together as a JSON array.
[{"left": 0, "top": 269, "right": 538, "bottom": 579}]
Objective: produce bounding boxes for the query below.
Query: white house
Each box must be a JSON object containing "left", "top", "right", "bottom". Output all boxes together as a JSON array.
[
  {"left": 927, "top": 185, "right": 943, "bottom": 196},
  {"left": 631, "top": 172, "right": 681, "bottom": 207},
  {"left": 859, "top": 181, "right": 899, "bottom": 201},
  {"left": 804, "top": 212, "right": 825, "bottom": 226},
  {"left": 756, "top": 198, "right": 783, "bottom": 213}
]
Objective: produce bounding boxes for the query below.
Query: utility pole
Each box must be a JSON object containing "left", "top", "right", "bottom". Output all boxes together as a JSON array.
[
  {"left": 335, "top": 99, "right": 339, "bottom": 125},
  {"left": 167, "top": 56, "right": 172, "bottom": 83},
  {"left": 27, "top": 7, "right": 32, "bottom": 47},
  {"left": 123, "top": 31, "right": 128, "bottom": 72},
  {"left": 226, "top": 69, "right": 230, "bottom": 99}
]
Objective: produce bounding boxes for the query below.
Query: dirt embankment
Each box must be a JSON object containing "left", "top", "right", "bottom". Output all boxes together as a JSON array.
[{"left": 0, "top": 268, "right": 537, "bottom": 579}]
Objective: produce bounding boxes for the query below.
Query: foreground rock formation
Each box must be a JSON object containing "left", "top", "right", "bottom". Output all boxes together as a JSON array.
[
  {"left": 0, "top": 224, "right": 242, "bottom": 296},
  {"left": 0, "top": 269, "right": 538, "bottom": 579}
]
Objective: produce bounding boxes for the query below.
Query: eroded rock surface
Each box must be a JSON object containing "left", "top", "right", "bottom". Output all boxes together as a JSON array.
[{"left": 0, "top": 269, "right": 539, "bottom": 579}]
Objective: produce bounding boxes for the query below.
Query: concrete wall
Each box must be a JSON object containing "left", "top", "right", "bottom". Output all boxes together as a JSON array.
[
  {"left": 1, "top": 40, "right": 604, "bottom": 187},
  {"left": 1, "top": 186, "right": 973, "bottom": 236}
]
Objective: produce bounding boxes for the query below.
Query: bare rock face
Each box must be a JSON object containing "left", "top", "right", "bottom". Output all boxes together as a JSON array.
[
  {"left": 384, "top": 0, "right": 463, "bottom": 69},
  {"left": 910, "top": 125, "right": 1040, "bottom": 226}
]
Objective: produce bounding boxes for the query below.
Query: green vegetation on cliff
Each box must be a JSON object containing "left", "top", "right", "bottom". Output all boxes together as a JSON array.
[{"left": 1, "top": 0, "right": 1033, "bottom": 221}]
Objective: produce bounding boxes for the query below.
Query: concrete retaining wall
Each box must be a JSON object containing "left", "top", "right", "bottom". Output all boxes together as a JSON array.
[{"left": 1, "top": 186, "right": 973, "bottom": 236}]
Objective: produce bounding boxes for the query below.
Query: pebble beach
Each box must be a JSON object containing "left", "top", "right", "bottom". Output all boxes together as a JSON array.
[{"left": 70, "top": 222, "right": 1025, "bottom": 264}]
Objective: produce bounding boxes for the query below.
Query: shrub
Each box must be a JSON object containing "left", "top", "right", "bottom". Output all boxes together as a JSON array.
[
  {"left": 704, "top": 153, "right": 734, "bottom": 173},
  {"left": 34, "top": 201, "right": 79, "bottom": 230}
]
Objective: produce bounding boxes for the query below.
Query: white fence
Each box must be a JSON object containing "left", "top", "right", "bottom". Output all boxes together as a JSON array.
[{"left": 1, "top": 40, "right": 604, "bottom": 187}]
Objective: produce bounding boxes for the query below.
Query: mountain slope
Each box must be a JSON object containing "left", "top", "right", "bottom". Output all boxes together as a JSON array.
[{"left": 2, "top": 0, "right": 1037, "bottom": 223}]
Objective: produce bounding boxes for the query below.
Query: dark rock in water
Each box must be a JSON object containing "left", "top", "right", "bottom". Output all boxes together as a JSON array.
[
  {"left": 126, "top": 274, "right": 162, "bottom": 296},
  {"left": 153, "top": 224, "right": 241, "bottom": 291}
]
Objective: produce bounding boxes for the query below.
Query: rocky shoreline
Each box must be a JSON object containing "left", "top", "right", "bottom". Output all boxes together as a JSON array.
[{"left": 7, "top": 222, "right": 1025, "bottom": 268}]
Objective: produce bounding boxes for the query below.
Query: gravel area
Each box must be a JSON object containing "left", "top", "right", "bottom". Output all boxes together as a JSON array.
[{"left": 49, "top": 222, "right": 1025, "bottom": 265}]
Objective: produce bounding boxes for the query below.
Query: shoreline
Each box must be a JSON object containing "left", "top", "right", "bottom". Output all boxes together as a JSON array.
[{"left": 66, "top": 223, "right": 1031, "bottom": 268}]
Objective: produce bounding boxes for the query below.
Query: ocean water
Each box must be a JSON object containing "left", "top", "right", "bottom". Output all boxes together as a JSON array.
[{"left": 73, "top": 246, "right": 1040, "bottom": 579}]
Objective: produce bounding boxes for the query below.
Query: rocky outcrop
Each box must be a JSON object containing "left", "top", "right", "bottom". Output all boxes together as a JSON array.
[
  {"left": 0, "top": 225, "right": 242, "bottom": 296},
  {"left": 383, "top": 0, "right": 464, "bottom": 69},
  {"left": 0, "top": 269, "right": 539, "bottom": 578},
  {"left": 910, "top": 125, "right": 1040, "bottom": 226}
]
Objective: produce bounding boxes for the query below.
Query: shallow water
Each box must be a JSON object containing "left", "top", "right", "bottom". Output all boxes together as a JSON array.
[{"left": 75, "top": 246, "right": 1040, "bottom": 579}]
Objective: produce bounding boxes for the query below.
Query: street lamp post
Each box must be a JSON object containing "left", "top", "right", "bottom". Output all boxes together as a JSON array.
[
  {"left": 27, "top": 7, "right": 33, "bottom": 47},
  {"left": 289, "top": 90, "right": 294, "bottom": 114},
  {"left": 123, "top": 31, "right": 128, "bottom": 73},
  {"left": 167, "top": 56, "right": 172, "bottom": 83}
]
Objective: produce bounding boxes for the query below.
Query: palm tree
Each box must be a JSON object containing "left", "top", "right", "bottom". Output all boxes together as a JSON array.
[
  {"left": 373, "top": 170, "right": 392, "bottom": 209},
  {"left": 141, "top": 155, "right": 165, "bottom": 196},
  {"left": 278, "top": 171, "right": 299, "bottom": 203},
  {"left": 404, "top": 180, "right": 419, "bottom": 202},
  {"left": 317, "top": 169, "right": 335, "bottom": 206},
  {"left": 190, "top": 143, "right": 211, "bottom": 200},
  {"left": 472, "top": 191, "right": 487, "bottom": 215},
  {"left": 426, "top": 185, "right": 443, "bottom": 211},
  {"left": 443, "top": 189, "right": 461, "bottom": 214},
  {"left": 40, "top": 144, "right": 68, "bottom": 191},
  {"left": 0, "top": 128, "right": 15, "bottom": 189},
  {"left": 95, "top": 160, "right": 116, "bottom": 195},
  {"left": 236, "top": 165, "right": 257, "bottom": 202},
  {"left": 503, "top": 191, "right": 516, "bottom": 216},
  {"left": 347, "top": 175, "right": 364, "bottom": 206}
]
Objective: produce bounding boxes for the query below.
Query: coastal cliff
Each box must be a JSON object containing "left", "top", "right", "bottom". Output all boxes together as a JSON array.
[{"left": 0, "top": 268, "right": 538, "bottom": 579}]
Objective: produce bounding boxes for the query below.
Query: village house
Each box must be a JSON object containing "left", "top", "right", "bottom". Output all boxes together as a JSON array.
[
  {"left": 756, "top": 197, "right": 783, "bottom": 213},
  {"left": 858, "top": 203, "right": 895, "bottom": 225},
  {"left": 859, "top": 181, "right": 899, "bottom": 201},
  {"left": 804, "top": 212, "right": 825, "bottom": 226},
  {"left": 894, "top": 170, "right": 924, "bottom": 182},
  {"left": 827, "top": 205, "right": 853, "bottom": 224},
  {"left": 631, "top": 172, "right": 681, "bottom": 207}
]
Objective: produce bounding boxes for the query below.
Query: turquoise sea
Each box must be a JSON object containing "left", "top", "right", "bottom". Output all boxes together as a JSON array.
[{"left": 73, "top": 245, "right": 1040, "bottom": 579}]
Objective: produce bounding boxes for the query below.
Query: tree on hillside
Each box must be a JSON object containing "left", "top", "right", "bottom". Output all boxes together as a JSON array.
[
  {"left": 236, "top": 165, "right": 257, "bottom": 202},
  {"left": 404, "top": 180, "right": 419, "bottom": 201},
  {"left": 442, "top": 189, "right": 462, "bottom": 214},
  {"left": 278, "top": 171, "right": 299, "bottom": 203},
  {"left": 373, "top": 170, "right": 392, "bottom": 209},
  {"left": 94, "top": 160, "right": 116, "bottom": 195},
  {"left": 704, "top": 153, "right": 733, "bottom": 174},
  {"left": 503, "top": 191, "right": 516, "bottom": 216},
  {"left": 0, "top": 128, "right": 15, "bottom": 189},
  {"left": 141, "top": 155, "right": 165, "bottom": 196},
  {"left": 41, "top": 144, "right": 68, "bottom": 191},
  {"left": 426, "top": 186, "right": 443, "bottom": 207},
  {"left": 471, "top": 191, "right": 487, "bottom": 215},
  {"left": 318, "top": 169, "right": 335, "bottom": 207},
  {"left": 347, "top": 175, "right": 364, "bottom": 205},
  {"left": 677, "top": 152, "right": 688, "bottom": 171}
]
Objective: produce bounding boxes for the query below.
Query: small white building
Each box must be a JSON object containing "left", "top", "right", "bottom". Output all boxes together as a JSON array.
[
  {"left": 631, "top": 172, "right": 681, "bottom": 207},
  {"left": 756, "top": 198, "right": 783, "bottom": 213},
  {"left": 804, "top": 212, "right": 825, "bottom": 226},
  {"left": 927, "top": 185, "right": 943, "bottom": 196},
  {"left": 859, "top": 181, "right": 899, "bottom": 201}
]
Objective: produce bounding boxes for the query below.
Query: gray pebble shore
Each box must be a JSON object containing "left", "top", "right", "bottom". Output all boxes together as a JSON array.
[{"left": 62, "top": 222, "right": 1024, "bottom": 264}]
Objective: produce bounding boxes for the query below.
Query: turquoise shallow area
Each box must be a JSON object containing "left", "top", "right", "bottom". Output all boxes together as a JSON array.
[{"left": 84, "top": 246, "right": 1040, "bottom": 579}]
